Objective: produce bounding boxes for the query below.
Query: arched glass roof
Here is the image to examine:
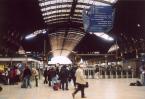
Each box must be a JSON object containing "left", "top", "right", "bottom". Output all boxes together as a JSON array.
[
  {"left": 38, "top": 0, "right": 117, "bottom": 25},
  {"left": 37, "top": 0, "right": 117, "bottom": 57}
]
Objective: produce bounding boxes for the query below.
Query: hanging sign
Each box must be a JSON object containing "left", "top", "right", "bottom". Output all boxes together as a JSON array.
[{"left": 83, "top": 5, "right": 114, "bottom": 33}]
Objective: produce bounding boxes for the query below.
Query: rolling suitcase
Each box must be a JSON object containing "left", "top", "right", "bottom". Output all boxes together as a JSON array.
[{"left": 53, "top": 84, "right": 58, "bottom": 90}]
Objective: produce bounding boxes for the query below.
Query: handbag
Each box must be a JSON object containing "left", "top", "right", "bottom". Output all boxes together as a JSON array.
[{"left": 85, "top": 82, "right": 89, "bottom": 88}]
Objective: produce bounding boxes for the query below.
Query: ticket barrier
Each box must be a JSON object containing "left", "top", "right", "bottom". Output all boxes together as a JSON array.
[
  {"left": 84, "top": 68, "right": 95, "bottom": 79},
  {"left": 105, "top": 71, "right": 111, "bottom": 79},
  {"left": 84, "top": 68, "right": 134, "bottom": 79},
  {"left": 127, "top": 70, "right": 132, "bottom": 78}
]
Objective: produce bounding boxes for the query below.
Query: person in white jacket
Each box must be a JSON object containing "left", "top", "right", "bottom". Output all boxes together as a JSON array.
[{"left": 72, "top": 64, "right": 87, "bottom": 98}]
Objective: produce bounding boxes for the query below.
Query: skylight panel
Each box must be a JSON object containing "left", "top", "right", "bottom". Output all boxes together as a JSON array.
[
  {"left": 93, "top": 1, "right": 110, "bottom": 6},
  {"left": 76, "top": 4, "right": 90, "bottom": 9},
  {"left": 43, "top": 14, "right": 69, "bottom": 20},
  {"left": 45, "top": 16, "right": 68, "bottom": 21},
  {"left": 74, "top": 13, "right": 82, "bottom": 17},
  {"left": 78, "top": 0, "right": 90, "bottom": 3},
  {"left": 72, "top": 18, "right": 82, "bottom": 21},
  {"left": 75, "top": 9, "right": 82, "bottom": 13},
  {"left": 104, "top": 0, "right": 117, "bottom": 3},
  {"left": 73, "top": 21, "right": 82, "bottom": 23},
  {"left": 45, "top": 18, "right": 68, "bottom": 22},
  {"left": 39, "top": 0, "right": 72, "bottom": 7},
  {"left": 42, "top": 10, "right": 70, "bottom": 16}
]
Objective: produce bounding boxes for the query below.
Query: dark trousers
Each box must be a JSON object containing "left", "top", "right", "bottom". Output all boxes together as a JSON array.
[
  {"left": 26, "top": 76, "right": 31, "bottom": 88},
  {"left": 73, "top": 83, "right": 85, "bottom": 97},
  {"left": 44, "top": 77, "right": 48, "bottom": 84},
  {"left": 48, "top": 80, "right": 51, "bottom": 86},
  {"left": 35, "top": 76, "right": 38, "bottom": 87},
  {"left": 72, "top": 77, "right": 76, "bottom": 88},
  {"left": 61, "top": 80, "right": 68, "bottom": 90}
]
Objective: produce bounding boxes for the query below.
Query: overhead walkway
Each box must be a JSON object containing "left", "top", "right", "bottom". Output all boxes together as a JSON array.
[{"left": 0, "top": 78, "right": 145, "bottom": 99}]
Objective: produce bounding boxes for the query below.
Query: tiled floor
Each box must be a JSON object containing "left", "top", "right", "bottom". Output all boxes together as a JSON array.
[{"left": 0, "top": 78, "right": 145, "bottom": 99}]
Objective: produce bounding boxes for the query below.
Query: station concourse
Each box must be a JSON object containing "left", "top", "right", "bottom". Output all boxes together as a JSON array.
[
  {"left": 0, "top": 0, "right": 145, "bottom": 99},
  {"left": 0, "top": 78, "right": 145, "bottom": 99}
]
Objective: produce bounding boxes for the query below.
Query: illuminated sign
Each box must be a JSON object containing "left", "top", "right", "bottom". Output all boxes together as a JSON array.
[{"left": 83, "top": 5, "right": 114, "bottom": 32}]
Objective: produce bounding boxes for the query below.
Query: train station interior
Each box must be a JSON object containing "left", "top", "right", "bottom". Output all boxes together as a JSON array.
[{"left": 0, "top": 0, "right": 145, "bottom": 99}]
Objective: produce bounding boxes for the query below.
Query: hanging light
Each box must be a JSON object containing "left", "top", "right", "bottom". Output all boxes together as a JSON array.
[
  {"left": 93, "top": 32, "right": 114, "bottom": 41},
  {"left": 25, "top": 33, "right": 37, "bottom": 40},
  {"left": 25, "top": 29, "right": 46, "bottom": 40}
]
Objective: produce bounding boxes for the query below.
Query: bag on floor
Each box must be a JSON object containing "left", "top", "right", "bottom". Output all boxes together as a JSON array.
[
  {"left": 129, "top": 82, "right": 136, "bottom": 86},
  {"left": 136, "top": 80, "right": 142, "bottom": 86},
  {"left": 53, "top": 83, "right": 59, "bottom": 90},
  {"left": 53, "top": 85, "right": 58, "bottom": 90}
]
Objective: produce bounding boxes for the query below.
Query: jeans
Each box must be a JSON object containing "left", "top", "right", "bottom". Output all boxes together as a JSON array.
[{"left": 24, "top": 76, "right": 31, "bottom": 88}]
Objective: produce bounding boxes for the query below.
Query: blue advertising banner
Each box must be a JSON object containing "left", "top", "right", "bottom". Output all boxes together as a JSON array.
[{"left": 83, "top": 5, "right": 114, "bottom": 33}]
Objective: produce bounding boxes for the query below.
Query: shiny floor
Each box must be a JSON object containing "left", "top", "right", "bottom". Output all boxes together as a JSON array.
[{"left": 0, "top": 78, "right": 145, "bottom": 99}]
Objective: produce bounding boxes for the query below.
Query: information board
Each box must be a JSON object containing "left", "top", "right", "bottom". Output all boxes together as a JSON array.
[{"left": 83, "top": 5, "right": 114, "bottom": 32}]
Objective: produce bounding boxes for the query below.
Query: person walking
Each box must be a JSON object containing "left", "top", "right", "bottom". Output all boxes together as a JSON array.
[
  {"left": 43, "top": 68, "right": 48, "bottom": 84},
  {"left": 32, "top": 67, "right": 39, "bottom": 87},
  {"left": 22, "top": 65, "right": 32, "bottom": 88},
  {"left": 70, "top": 66, "right": 77, "bottom": 88},
  {"left": 72, "top": 64, "right": 87, "bottom": 98}
]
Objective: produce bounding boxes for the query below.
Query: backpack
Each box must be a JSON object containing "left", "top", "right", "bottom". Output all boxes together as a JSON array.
[
  {"left": 136, "top": 81, "right": 142, "bottom": 86},
  {"left": 129, "top": 83, "right": 136, "bottom": 86}
]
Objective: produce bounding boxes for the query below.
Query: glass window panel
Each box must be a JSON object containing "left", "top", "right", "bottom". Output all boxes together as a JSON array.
[
  {"left": 72, "top": 18, "right": 82, "bottom": 21},
  {"left": 76, "top": 4, "right": 90, "bottom": 9},
  {"left": 45, "top": 14, "right": 68, "bottom": 19},
  {"left": 75, "top": 9, "right": 82, "bottom": 13},
  {"left": 45, "top": 18, "right": 68, "bottom": 22},
  {"left": 104, "top": 0, "right": 117, "bottom": 3},
  {"left": 74, "top": 13, "right": 82, "bottom": 17},
  {"left": 44, "top": 16, "right": 68, "bottom": 20},
  {"left": 50, "top": 20, "right": 67, "bottom": 24},
  {"left": 78, "top": 0, "right": 90, "bottom": 3},
  {"left": 73, "top": 20, "right": 82, "bottom": 23},
  {"left": 56, "top": 5, "right": 70, "bottom": 9},
  {"left": 50, "top": 6, "right": 57, "bottom": 9},
  {"left": 41, "top": 7, "right": 51, "bottom": 12},
  {"left": 93, "top": 1, "right": 110, "bottom": 5},
  {"left": 39, "top": 0, "right": 72, "bottom": 7},
  {"left": 42, "top": 9, "right": 70, "bottom": 16},
  {"left": 77, "top": 0, "right": 114, "bottom": 6}
]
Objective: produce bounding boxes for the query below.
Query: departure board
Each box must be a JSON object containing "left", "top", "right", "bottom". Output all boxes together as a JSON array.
[{"left": 83, "top": 5, "right": 114, "bottom": 33}]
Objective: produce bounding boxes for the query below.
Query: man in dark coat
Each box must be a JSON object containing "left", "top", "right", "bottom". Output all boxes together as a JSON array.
[
  {"left": 22, "top": 65, "right": 32, "bottom": 88},
  {"left": 59, "top": 65, "right": 69, "bottom": 90}
]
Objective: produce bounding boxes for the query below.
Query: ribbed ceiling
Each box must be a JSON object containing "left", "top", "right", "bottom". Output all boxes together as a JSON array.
[{"left": 37, "top": 0, "right": 116, "bottom": 56}]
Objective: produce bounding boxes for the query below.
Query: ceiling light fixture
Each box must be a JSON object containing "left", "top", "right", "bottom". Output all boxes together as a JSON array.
[
  {"left": 25, "top": 33, "right": 37, "bottom": 39},
  {"left": 25, "top": 29, "right": 47, "bottom": 40},
  {"left": 93, "top": 32, "right": 114, "bottom": 41}
]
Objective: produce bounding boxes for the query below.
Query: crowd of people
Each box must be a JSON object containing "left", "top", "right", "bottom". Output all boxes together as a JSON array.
[
  {"left": 2, "top": 63, "right": 144, "bottom": 98},
  {"left": 0, "top": 63, "right": 88, "bottom": 98},
  {"left": 42, "top": 64, "right": 88, "bottom": 98},
  {"left": 0, "top": 64, "right": 39, "bottom": 88},
  {"left": 43, "top": 65, "right": 78, "bottom": 90}
]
